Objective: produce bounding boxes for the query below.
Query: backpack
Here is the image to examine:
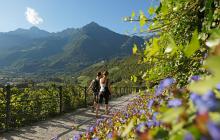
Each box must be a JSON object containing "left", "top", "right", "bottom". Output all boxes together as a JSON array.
[
  {"left": 92, "top": 79, "right": 100, "bottom": 92},
  {"left": 104, "top": 79, "right": 111, "bottom": 95}
]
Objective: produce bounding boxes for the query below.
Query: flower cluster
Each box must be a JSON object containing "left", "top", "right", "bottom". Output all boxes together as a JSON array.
[{"left": 71, "top": 78, "right": 220, "bottom": 140}]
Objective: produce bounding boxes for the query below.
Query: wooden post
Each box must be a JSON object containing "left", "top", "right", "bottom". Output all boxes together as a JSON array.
[
  {"left": 84, "top": 87, "right": 87, "bottom": 107},
  {"left": 5, "top": 85, "right": 11, "bottom": 131},
  {"left": 59, "top": 86, "right": 63, "bottom": 114}
]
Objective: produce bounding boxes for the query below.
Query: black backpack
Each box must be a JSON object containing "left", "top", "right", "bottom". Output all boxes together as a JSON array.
[{"left": 92, "top": 79, "right": 100, "bottom": 92}]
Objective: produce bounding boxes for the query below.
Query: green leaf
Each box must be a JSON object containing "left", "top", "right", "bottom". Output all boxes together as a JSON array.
[
  {"left": 139, "top": 10, "right": 147, "bottom": 27},
  {"left": 189, "top": 77, "right": 219, "bottom": 95},
  {"left": 133, "top": 44, "right": 138, "bottom": 54},
  {"left": 121, "top": 119, "right": 134, "bottom": 137},
  {"left": 149, "top": 128, "right": 169, "bottom": 139},
  {"left": 165, "top": 35, "right": 178, "bottom": 55},
  {"left": 189, "top": 56, "right": 220, "bottom": 94},
  {"left": 131, "top": 75, "right": 137, "bottom": 82},
  {"left": 131, "top": 11, "right": 135, "bottom": 18},
  {"left": 184, "top": 30, "right": 200, "bottom": 57},
  {"left": 148, "top": 7, "right": 155, "bottom": 15},
  {"left": 149, "top": 38, "right": 160, "bottom": 56},
  {"left": 161, "top": 107, "right": 184, "bottom": 123},
  {"left": 187, "top": 126, "right": 201, "bottom": 140},
  {"left": 169, "top": 130, "right": 185, "bottom": 140},
  {"left": 206, "top": 56, "right": 220, "bottom": 76},
  {"left": 209, "top": 112, "right": 220, "bottom": 123}
]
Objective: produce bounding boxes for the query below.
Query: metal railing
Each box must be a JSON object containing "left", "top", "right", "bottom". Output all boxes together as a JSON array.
[{"left": 0, "top": 84, "right": 146, "bottom": 133}]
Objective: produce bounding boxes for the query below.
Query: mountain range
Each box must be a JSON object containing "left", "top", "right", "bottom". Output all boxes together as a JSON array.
[{"left": 0, "top": 22, "right": 144, "bottom": 74}]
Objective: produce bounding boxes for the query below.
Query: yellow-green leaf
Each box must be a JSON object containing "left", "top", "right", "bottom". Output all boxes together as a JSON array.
[
  {"left": 189, "top": 77, "right": 219, "bottom": 95},
  {"left": 184, "top": 30, "right": 200, "bottom": 57},
  {"left": 133, "top": 44, "right": 138, "bottom": 54},
  {"left": 148, "top": 7, "right": 155, "bottom": 15},
  {"left": 139, "top": 10, "right": 147, "bottom": 27},
  {"left": 131, "top": 11, "right": 135, "bottom": 18},
  {"left": 161, "top": 107, "right": 184, "bottom": 123},
  {"left": 121, "top": 119, "right": 134, "bottom": 137},
  {"left": 189, "top": 56, "right": 220, "bottom": 94},
  {"left": 149, "top": 38, "right": 160, "bottom": 56}
]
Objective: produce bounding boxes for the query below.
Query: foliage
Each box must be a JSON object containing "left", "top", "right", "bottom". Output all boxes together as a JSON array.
[
  {"left": 73, "top": 56, "right": 148, "bottom": 87},
  {"left": 72, "top": 0, "right": 220, "bottom": 139},
  {"left": 0, "top": 84, "right": 88, "bottom": 130}
]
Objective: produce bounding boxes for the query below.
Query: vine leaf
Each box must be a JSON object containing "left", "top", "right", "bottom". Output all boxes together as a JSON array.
[
  {"left": 148, "top": 7, "right": 155, "bottom": 15},
  {"left": 184, "top": 30, "right": 200, "bottom": 57},
  {"left": 139, "top": 10, "right": 147, "bottom": 27},
  {"left": 133, "top": 44, "right": 138, "bottom": 54}
]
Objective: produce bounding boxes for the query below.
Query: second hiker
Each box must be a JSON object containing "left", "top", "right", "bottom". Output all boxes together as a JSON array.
[
  {"left": 87, "top": 72, "right": 102, "bottom": 112},
  {"left": 96, "top": 71, "right": 112, "bottom": 118}
]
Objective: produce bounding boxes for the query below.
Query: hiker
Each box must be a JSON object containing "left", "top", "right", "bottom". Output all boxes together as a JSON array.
[
  {"left": 87, "top": 72, "right": 102, "bottom": 112},
  {"left": 96, "top": 71, "right": 112, "bottom": 118}
]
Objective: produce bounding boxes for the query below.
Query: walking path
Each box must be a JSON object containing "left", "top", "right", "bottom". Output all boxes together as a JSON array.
[{"left": 0, "top": 93, "right": 137, "bottom": 140}]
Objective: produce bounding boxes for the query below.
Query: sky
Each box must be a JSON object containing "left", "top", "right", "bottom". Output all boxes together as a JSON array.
[{"left": 0, "top": 0, "right": 158, "bottom": 34}]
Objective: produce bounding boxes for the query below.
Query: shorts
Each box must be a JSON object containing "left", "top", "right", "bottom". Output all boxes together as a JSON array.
[
  {"left": 93, "top": 92, "right": 99, "bottom": 103},
  {"left": 99, "top": 91, "right": 109, "bottom": 104}
]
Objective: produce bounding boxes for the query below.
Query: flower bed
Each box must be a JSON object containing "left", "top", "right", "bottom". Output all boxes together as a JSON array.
[{"left": 72, "top": 77, "right": 220, "bottom": 140}]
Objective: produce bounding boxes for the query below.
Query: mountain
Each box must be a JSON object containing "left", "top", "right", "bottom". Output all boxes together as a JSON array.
[
  {"left": 0, "top": 26, "right": 51, "bottom": 58},
  {"left": 7, "top": 26, "right": 51, "bottom": 39},
  {"left": 0, "top": 22, "right": 144, "bottom": 74}
]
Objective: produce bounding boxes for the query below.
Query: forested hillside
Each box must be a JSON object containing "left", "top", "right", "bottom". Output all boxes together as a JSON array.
[
  {"left": 73, "top": 55, "right": 148, "bottom": 87},
  {"left": 0, "top": 22, "right": 144, "bottom": 74}
]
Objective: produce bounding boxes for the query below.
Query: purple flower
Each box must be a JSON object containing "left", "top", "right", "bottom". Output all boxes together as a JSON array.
[
  {"left": 161, "top": 78, "right": 175, "bottom": 88},
  {"left": 191, "top": 75, "right": 200, "bottom": 81},
  {"left": 107, "top": 132, "right": 113, "bottom": 139},
  {"left": 139, "top": 110, "right": 146, "bottom": 115},
  {"left": 152, "top": 112, "right": 159, "bottom": 121},
  {"left": 168, "top": 99, "right": 182, "bottom": 107},
  {"left": 202, "top": 91, "right": 215, "bottom": 101},
  {"left": 154, "top": 121, "right": 161, "bottom": 126},
  {"left": 146, "top": 121, "right": 154, "bottom": 128},
  {"left": 51, "top": 136, "right": 58, "bottom": 140},
  {"left": 73, "top": 134, "right": 81, "bottom": 140},
  {"left": 190, "top": 93, "right": 200, "bottom": 102},
  {"left": 89, "top": 126, "right": 95, "bottom": 132},
  {"left": 92, "top": 138, "right": 99, "bottom": 140},
  {"left": 184, "top": 132, "right": 194, "bottom": 140},
  {"left": 191, "top": 91, "right": 219, "bottom": 113},
  {"left": 107, "top": 119, "right": 113, "bottom": 126},
  {"left": 96, "top": 118, "right": 103, "bottom": 124},
  {"left": 119, "top": 118, "right": 126, "bottom": 123},
  {"left": 207, "top": 121, "right": 220, "bottom": 140},
  {"left": 124, "top": 113, "right": 129, "bottom": 119},
  {"left": 147, "top": 99, "right": 154, "bottom": 109},
  {"left": 136, "top": 122, "right": 147, "bottom": 133},
  {"left": 155, "top": 86, "right": 163, "bottom": 96},
  {"left": 216, "top": 83, "right": 220, "bottom": 91},
  {"left": 155, "top": 78, "right": 175, "bottom": 96}
]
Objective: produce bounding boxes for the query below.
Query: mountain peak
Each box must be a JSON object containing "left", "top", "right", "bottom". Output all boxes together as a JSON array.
[
  {"left": 29, "top": 26, "right": 40, "bottom": 31},
  {"left": 87, "top": 21, "right": 99, "bottom": 26},
  {"left": 83, "top": 22, "right": 101, "bottom": 29}
]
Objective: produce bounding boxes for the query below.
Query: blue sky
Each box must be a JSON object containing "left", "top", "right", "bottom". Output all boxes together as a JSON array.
[{"left": 0, "top": 0, "right": 158, "bottom": 34}]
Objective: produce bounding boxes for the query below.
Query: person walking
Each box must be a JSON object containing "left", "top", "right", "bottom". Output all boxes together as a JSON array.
[
  {"left": 96, "top": 71, "right": 111, "bottom": 118},
  {"left": 87, "top": 72, "right": 102, "bottom": 112}
]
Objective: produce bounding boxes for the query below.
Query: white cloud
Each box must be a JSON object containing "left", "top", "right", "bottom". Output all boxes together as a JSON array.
[{"left": 25, "top": 7, "right": 43, "bottom": 25}]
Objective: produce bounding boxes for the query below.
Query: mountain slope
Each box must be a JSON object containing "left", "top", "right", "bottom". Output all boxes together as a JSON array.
[{"left": 0, "top": 22, "right": 144, "bottom": 74}]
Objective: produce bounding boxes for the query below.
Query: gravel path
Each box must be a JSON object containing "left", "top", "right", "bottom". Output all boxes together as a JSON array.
[{"left": 0, "top": 93, "right": 137, "bottom": 140}]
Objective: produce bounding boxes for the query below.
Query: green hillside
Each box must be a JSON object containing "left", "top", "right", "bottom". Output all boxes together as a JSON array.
[
  {"left": 73, "top": 55, "right": 147, "bottom": 87},
  {"left": 0, "top": 22, "right": 144, "bottom": 74}
]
